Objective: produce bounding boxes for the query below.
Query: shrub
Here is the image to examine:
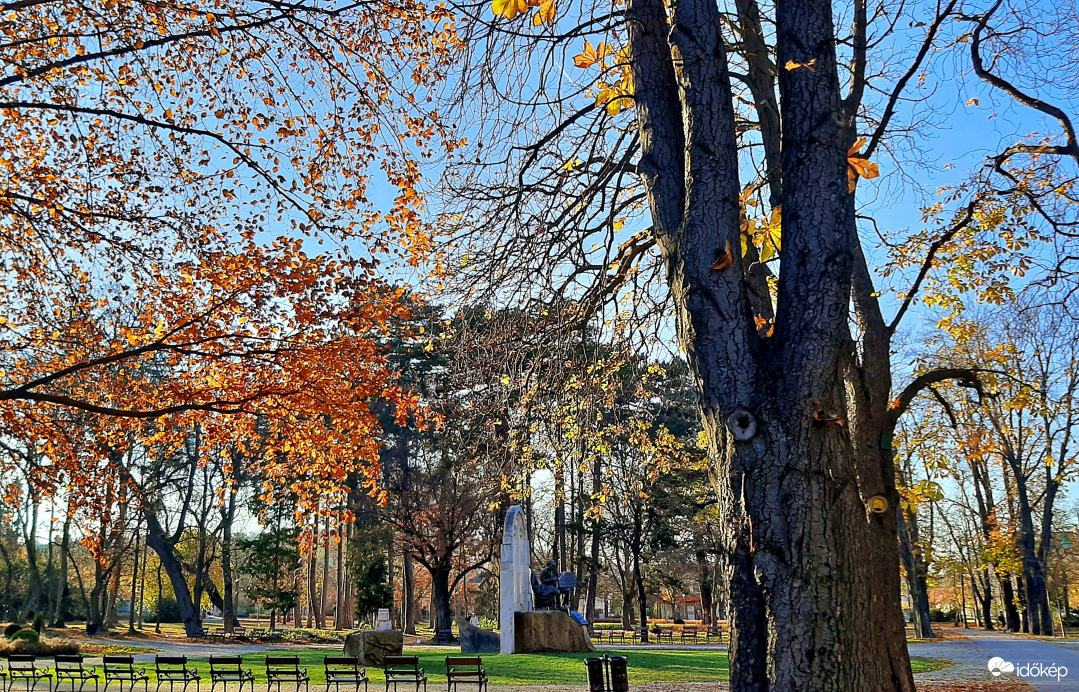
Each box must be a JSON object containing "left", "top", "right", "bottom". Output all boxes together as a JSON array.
[
  {"left": 147, "top": 598, "right": 182, "bottom": 623},
  {"left": 11, "top": 630, "right": 39, "bottom": 644},
  {"left": 3, "top": 623, "right": 21, "bottom": 638},
  {"left": 0, "top": 635, "right": 79, "bottom": 657}
]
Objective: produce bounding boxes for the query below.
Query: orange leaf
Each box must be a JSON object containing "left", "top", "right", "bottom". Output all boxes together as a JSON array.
[{"left": 709, "top": 241, "right": 734, "bottom": 271}]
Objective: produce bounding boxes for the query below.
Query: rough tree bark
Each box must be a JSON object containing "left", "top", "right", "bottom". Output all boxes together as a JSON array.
[{"left": 626, "top": 0, "right": 918, "bottom": 686}]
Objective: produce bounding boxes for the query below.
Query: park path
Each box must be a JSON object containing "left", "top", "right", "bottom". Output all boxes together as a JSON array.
[{"left": 910, "top": 627, "right": 1079, "bottom": 690}]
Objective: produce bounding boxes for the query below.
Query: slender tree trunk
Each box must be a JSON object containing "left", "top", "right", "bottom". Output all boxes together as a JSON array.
[
  {"left": 129, "top": 523, "right": 140, "bottom": 633},
  {"left": 403, "top": 551, "right": 417, "bottom": 635},
  {"left": 897, "top": 509, "right": 934, "bottom": 639},
  {"left": 221, "top": 488, "right": 237, "bottom": 633},
  {"left": 632, "top": 504, "right": 648, "bottom": 643},
  {"left": 51, "top": 513, "right": 71, "bottom": 627},
  {"left": 697, "top": 550, "right": 714, "bottom": 627}
]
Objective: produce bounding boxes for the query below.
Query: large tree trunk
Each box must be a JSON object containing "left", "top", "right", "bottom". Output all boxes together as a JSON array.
[
  {"left": 1014, "top": 474, "right": 1052, "bottom": 635},
  {"left": 429, "top": 562, "right": 454, "bottom": 638},
  {"left": 626, "top": 0, "right": 915, "bottom": 687},
  {"left": 144, "top": 510, "right": 203, "bottom": 637}
]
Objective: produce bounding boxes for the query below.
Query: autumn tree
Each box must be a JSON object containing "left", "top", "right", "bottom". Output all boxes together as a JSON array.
[
  {"left": 431, "top": 0, "right": 1078, "bottom": 686},
  {"left": 0, "top": 0, "right": 461, "bottom": 635}
]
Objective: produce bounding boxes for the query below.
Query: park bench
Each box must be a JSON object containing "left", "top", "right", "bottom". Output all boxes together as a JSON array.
[
  {"left": 383, "top": 656, "right": 427, "bottom": 692},
  {"left": 605, "top": 630, "right": 627, "bottom": 646},
  {"left": 208, "top": 657, "right": 254, "bottom": 692},
  {"left": 705, "top": 622, "right": 728, "bottom": 644},
  {"left": 323, "top": 657, "right": 368, "bottom": 692},
  {"left": 103, "top": 656, "right": 149, "bottom": 692},
  {"left": 8, "top": 655, "right": 52, "bottom": 692},
  {"left": 265, "top": 657, "right": 309, "bottom": 692},
  {"left": 206, "top": 628, "right": 226, "bottom": 642},
  {"left": 154, "top": 656, "right": 200, "bottom": 692},
  {"left": 225, "top": 628, "right": 247, "bottom": 641},
  {"left": 56, "top": 655, "right": 98, "bottom": 692},
  {"left": 655, "top": 627, "right": 674, "bottom": 645},
  {"left": 679, "top": 625, "right": 699, "bottom": 645},
  {"left": 445, "top": 657, "right": 487, "bottom": 692}
]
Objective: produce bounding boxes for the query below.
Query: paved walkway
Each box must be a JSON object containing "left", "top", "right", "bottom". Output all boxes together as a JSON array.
[{"left": 911, "top": 628, "right": 1079, "bottom": 690}]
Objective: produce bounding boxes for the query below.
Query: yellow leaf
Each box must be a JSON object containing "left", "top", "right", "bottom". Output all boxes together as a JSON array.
[
  {"left": 613, "top": 218, "right": 625, "bottom": 231},
  {"left": 492, "top": 0, "right": 528, "bottom": 20},
  {"left": 784, "top": 58, "right": 818, "bottom": 72},
  {"left": 533, "top": 0, "right": 556, "bottom": 26},
  {"left": 966, "top": 97, "right": 979, "bottom": 107},
  {"left": 573, "top": 41, "right": 612, "bottom": 69}
]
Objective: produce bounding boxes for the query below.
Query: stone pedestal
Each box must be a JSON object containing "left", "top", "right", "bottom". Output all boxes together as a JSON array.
[
  {"left": 499, "top": 505, "right": 533, "bottom": 655},
  {"left": 456, "top": 618, "right": 499, "bottom": 654},
  {"left": 343, "top": 630, "right": 404, "bottom": 666},
  {"left": 514, "top": 611, "right": 596, "bottom": 654}
]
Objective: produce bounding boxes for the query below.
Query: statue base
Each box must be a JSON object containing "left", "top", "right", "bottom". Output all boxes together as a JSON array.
[{"left": 514, "top": 610, "right": 596, "bottom": 654}]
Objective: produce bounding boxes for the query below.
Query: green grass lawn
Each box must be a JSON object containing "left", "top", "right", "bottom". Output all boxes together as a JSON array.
[
  {"left": 176, "top": 649, "right": 948, "bottom": 685},
  {"left": 184, "top": 648, "right": 726, "bottom": 685}
]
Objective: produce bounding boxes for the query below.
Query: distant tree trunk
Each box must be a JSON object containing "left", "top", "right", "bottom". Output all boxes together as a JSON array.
[
  {"left": 584, "top": 456, "right": 602, "bottom": 627},
  {"left": 51, "top": 513, "right": 71, "bottom": 627},
  {"left": 1000, "top": 574, "right": 1020, "bottom": 631},
  {"left": 335, "top": 525, "right": 345, "bottom": 630},
  {"left": 554, "top": 462, "right": 566, "bottom": 568},
  {"left": 632, "top": 504, "right": 647, "bottom": 643},
  {"left": 320, "top": 523, "right": 331, "bottom": 628},
  {"left": 402, "top": 551, "right": 417, "bottom": 635},
  {"left": 696, "top": 550, "right": 714, "bottom": 627},
  {"left": 18, "top": 494, "right": 43, "bottom": 622},
  {"left": 621, "top": 591, "right": 634, "bottom": 629},
  {"left": 129, "top": 523, "right": 141, "bottom": 633},
  {"left": 221, "top": 485, "right": 238, "bottom": 634},
  {"left": 897, "top": 509, "right": 934, "bottom": 639}
]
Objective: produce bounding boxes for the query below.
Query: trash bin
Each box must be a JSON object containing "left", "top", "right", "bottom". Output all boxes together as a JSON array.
[
  {"left": 608, "top": 656, "right": 629, "bottom": 692},
  {"left": 584, "top": 654, "right": 629, "bottom": 692},
  {"left": 584, "top": 657, "right": 607, "bottom": 692}
]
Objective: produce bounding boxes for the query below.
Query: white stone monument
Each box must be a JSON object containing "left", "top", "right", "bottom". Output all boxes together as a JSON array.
[
  {"left": 499, "top": 505, "right": 533, "bottom": 654},
  {"left": 375, "top": 608, "right": 392, "bottom": 631}
]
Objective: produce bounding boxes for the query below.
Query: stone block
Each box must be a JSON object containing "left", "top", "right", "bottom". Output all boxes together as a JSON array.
[
  {"left": 343, "top": 630, "right": 404, "bottom": 666},
  {"left": 456, "top": 618, "right": 499, "bottom": 654},
  {"left": 514, "top": 610, "right": 596, "bottom": 654}
]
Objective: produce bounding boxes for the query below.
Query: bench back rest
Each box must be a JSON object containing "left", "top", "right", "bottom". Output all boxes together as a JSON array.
[
  {"left": 683, "top": 626, "right": 697, "bottom": 633},
  {"left": 323, "top": 658, "right": 359, "bottom": 672},
  {"left": 155, "top": 657, "right": 190, "bottom": 674},
  {"left": 103, "top": 656, "right": 136, "bottom": 676},
  {"left": 445, "top": 657, "right": 482, "bottom": 672},
  {"left": 55, "top": 655, "right": 85, "bottom": 671},
  {"left": 383, "top": 656, "right": 419, "bottom": 672},
  {"left": 209, "top": 657, "right": 243, "bottom": 674},
  {"left": 265, "top": 657, "right": 299, "bottom": 674},
  {"left": 8, "top": 655, "right": 36, "bottom": 672}
]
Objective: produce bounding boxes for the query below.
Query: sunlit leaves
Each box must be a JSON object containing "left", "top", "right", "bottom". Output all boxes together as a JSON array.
[
  {"left": 573, "top": 41, "right": 613, "bottom": 69},
  {"left": 533, "top": 0, "right": 557, "bottom": 26},
  {"left": 492, "top": 0, "right": 528, "bottom": 20},
  {"left": 847, "top": 138, "right": 880, "bottom": 192}
]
